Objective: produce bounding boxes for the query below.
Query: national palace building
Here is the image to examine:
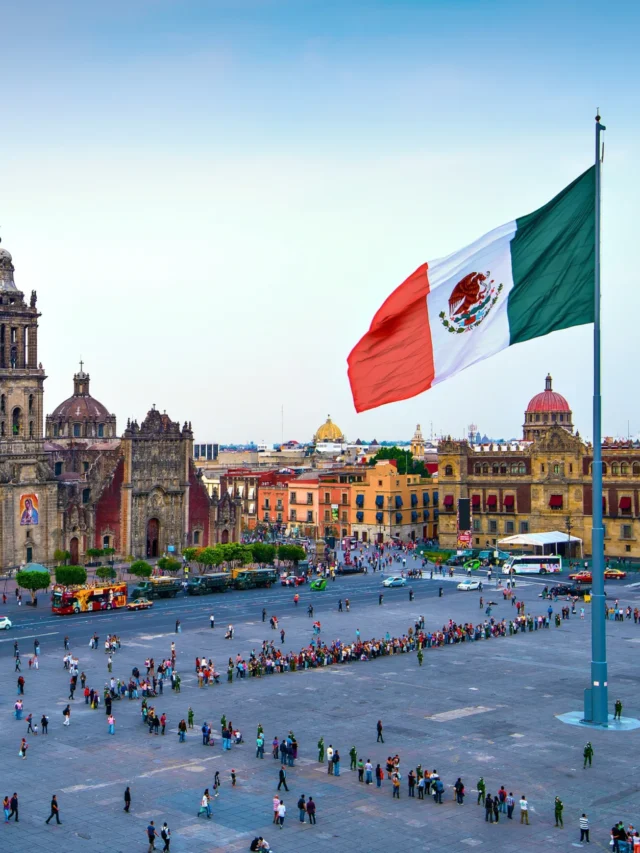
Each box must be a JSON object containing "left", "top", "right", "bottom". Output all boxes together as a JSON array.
[{"left": 437, "top": 375, "right": 640, "bottom": 559}]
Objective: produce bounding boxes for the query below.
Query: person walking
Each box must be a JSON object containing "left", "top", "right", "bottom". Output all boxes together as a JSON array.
[
  {"left": 147, "top": 820, "right": 159, "bottom": 851},
  {"left": 583, "top": 741, "right": 594, "bottom": 768},
  {"left": 8, "top": 793, "right": 18, "bottom": 822},
  {"left": 210, "top": 614, "right": 215, "bottom": 629},
  {"left": 19, "top": 738, "right": 28, "bottom": 759},
  {"left": 45, "top": 794, "right": 61, "bottom": 825},
  {"left": 306, "top": 796, "right": 316, "bottom": 824},
  {"left": 262, "top": 608, "right": 267, "bottom": 622},
  {"left": 379, "top": 593, "right": 383, "bottom": 605},
  {"left": 519, "top": 794, "right": 530, "bottom": 824},
  {"left": 579, "top": 813, "right": 590, "bottom": 843},
  {"left": 108, "top": 714, "right": 115, "bottom": 735},
  {"left": 161, "top": 822, "right": 171, "bottom": 852},
  {"left": 375, "top": 763, "right": 383, "bottom": 788},
  {"left": 333, "top": 749, "right": 340, "bottom": 776},
  {"left": 392, "top": 773, "right": 401, "bottom": 799},
  {"left": 278, "top": 765, "right": 289, "bottom": 792},
  {"left": 277, "top": 800, "right": 286, "bottom": 829},
  {"left": 178, "top": 719, "right": 187, "bottom": 742},
  {"left": 554, "top": 796, "right": 564, "bottom": 828},
  {"left": 376, "top": 720, "right": 384, "bottom": 743},
  {"left": 124, "top": 787, "right": 131, "bottom": 812},
  {"left": 3, "top": 796, "right": 9, "bottom": 823},
  {"left": 63, "top": 705, "right": 71, "bottom": 726},
  {"left": 614, "top": 699, "right": 623, "bottom": 720}
]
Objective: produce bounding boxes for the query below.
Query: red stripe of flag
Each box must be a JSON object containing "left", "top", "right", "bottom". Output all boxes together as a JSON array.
[{"left": 347, "top": 263, "right": 435, "bottom": 412}]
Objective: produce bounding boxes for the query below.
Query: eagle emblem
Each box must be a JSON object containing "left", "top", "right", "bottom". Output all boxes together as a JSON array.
[{"left": 439, "top": 272, "right": 503, "bottom": 334}]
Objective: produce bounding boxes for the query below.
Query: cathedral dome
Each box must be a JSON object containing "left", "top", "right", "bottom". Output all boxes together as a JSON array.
[
  {"left": 314, "top": 415, "right": 344, "bottom": 443},
  {"left": 47, "top": 364, "right": 117, "bottom": 441},
  {"left": 525, "top": 374, "right": 571, "bottom": 413},
  {"left": 0, "top": 240, "right": 18, "bottom": 292}
]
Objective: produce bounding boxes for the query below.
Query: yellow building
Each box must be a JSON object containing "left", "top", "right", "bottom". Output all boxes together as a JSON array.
[
  {"left": 350, "top": 460, "right": 437, "bottom": 543},
  {"left": 438, "top": 376, "right": 640, "bottom": 558}
]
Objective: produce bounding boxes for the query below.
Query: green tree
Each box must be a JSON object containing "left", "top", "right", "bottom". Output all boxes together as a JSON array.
[
  {"left": 157, "top": 556, "right": 181, "bottom": 574},
  {"left": 102, "top": 547, "right": 116, "bottom": 563},
  {"left": 278, "top": 544, "right": 306, "bottom": 565},
  {"left": 251, "top": 542, "right": 276, "bottom": 565},
  {"left": 53, "top": 549, "right": 71, "bottom": 566},
  {"left": 368, "top": 446, "right": 429, "bottom": 477},
  {"left": 129, "top": 560, "right": 153, "bottom": 579},
  {"left": 16, "top": 569, "right": 51, "bottom": 602},
  {"left": 55, "top": 565, "right": 88, "bottom": 586},
  {"left": 182, "top": 547, "right": 199, "bottom": 563},
  {"left": 195, "top": 546, "right": 223, "bottom": 572},
  {"left": 86, "top": 547, "right": 104, "bottom": 561},
  {"left": 95, "top": 566, "right": 117, "bottom": 581}
]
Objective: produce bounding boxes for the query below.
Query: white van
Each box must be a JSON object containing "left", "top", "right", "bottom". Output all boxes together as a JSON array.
[{"left": 502, "top": 555, "right": 562, "bottom": 574}]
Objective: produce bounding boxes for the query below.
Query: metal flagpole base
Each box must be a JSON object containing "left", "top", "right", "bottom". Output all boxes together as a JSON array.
[{"left": 556, "top": 711, "right": 640, "bottom": 731}]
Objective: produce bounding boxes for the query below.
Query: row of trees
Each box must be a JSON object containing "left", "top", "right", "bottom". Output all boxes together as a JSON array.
[
  {"left": 53, "top": 547, "right": 116, "bottom": 566},
  {"left": 14, "top": 542, "right": 308, "bottom": 600},
  {"left": 181, "top": 542, "right": 306, "bottom": 573}
]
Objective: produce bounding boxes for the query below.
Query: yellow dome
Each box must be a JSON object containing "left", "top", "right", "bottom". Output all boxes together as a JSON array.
[{"left": 314, "top": 415, "right": 344, "bottom": 443}]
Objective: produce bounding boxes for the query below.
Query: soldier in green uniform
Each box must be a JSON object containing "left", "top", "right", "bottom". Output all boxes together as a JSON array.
[
  {"left": 227, "top": 663, "right": 233, "bottom": 682},
  {"left": 317, "top": 737, "right": 325, "bottom": 763},
  {"left": 188, "top": 706, "right": 194, "bottom": 729},
  {"left": 349, "top": 746, "right": 357, "bottom": 770},
  {"left": 614, "top": 699, "right": 623, "bottom": 720},
  {"left": 554, "top": 796, "right": 564, "bottom": 827},
  {"left": 221, "top": 714, "right": 227, "bottom": 729},
  {"left": 477, "top": 777, "right": 486, "bottom": 805},
  {"left": 583, "top": 741, "right": 593, "bottom": 768},
  {"left": 417, "top": 648, "right": 424, "bottom": 666}
]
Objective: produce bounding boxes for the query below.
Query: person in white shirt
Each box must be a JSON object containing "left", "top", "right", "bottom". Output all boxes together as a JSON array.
[
  {"left": 519, "top": 795, "right": 529, "bottom": 825},
  {"left": 277, "top": 800, "right": 286, "bottom": 828}
]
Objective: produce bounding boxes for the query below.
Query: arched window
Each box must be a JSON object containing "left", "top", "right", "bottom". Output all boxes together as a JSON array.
[
  {"left": 444, "top": 465, "right": 453, "bottom": 476},
  {"left": 611, "top": 463, "right": 619, "bottom": 476},
  {"left": 559, "top": 414, "right": 564, "bottom": 422},
  {"left": 492, "top": 464, "right": 499, "bottom": 475},
  {"left": 103, "top": 535, "right": 111, "bottom": 549},
  {"left": 535, "top": 414, "right": 540, "bottom": 423},
  {"left": 518, "top": 463, "right": 526, "bottom": 474},
  {"left": 53, "top": 424, "right": 58, "bottom": 437},
  {"left": 12, "top": 407, "right": 21, "bottom": 436},
  {"left": 98, "top": 423, "right": 105, "bottom": 438},
  {"left": 0, "top": 394, "right": 5, "bottom": 414},
  {"left": 474, "top": 463, "right": 481, "bottom": 474},
  {"left": 28, "top": 421, "right": 33, "bottom": 438},
  {"left": 28, "top": 394, "right": 34, "bottom": 415},
  {"left": 511, "top": 463, "right": 518, "bottom": 474},
  {"left": 54, "top": 461, "right": 62, "bottom": 476},
  {"left": 553, "top": 464, "right": 560, "bottom": 474},
  {"left": 193, "top": 530, "right": 201, "bottom": 545},
  {"left": 602, "top": 462, "right": 607, "bottom": 475},
  {"left": 0, "top": 422, "right": 4, "bottom": 437},
  {"left": 82, "top": 488, "right": 90, "bottom": 504},
  {"left": 73, "top": 423, "right": 81, "bottom": 438},
  {"left": 621, "top": 462, "right": 628, "bottom": 476},
  {"left": 500, "top": 464, "right": 507, "bottom": 475},
  {"left": 482, "top": 464, "right": 489, "bottom": 475},
  {"left": 633, "top": 463, "right": 640, "bottom": 476}
]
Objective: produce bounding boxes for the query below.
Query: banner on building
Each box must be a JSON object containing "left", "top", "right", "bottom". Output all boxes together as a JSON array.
[{"left": 331, "top": 504, "right": 339, "bottom": 521}]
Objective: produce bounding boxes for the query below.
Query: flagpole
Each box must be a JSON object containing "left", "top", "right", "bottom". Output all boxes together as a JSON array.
[{"left": 585, "top": 111, "right": 607, "bottom": 725}]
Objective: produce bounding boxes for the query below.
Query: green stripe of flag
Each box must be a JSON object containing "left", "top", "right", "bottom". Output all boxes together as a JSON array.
[{"left": 508, "top": 165, "right": 595, "bottom": 345}]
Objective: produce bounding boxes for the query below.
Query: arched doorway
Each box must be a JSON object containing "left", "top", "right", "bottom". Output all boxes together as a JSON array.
[
  {"left": 221, "top": 529, "right": 229, "bottom": 544},
  {"left": 147, "top": 519, "right": 160, "bottom": 558},
  {"left": 70, "top": 537, "right": 79, "bottom": 564}
]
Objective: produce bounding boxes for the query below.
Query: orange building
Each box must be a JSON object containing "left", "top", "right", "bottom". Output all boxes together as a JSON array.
[{"left": 257, "top": 471, "right": 291, "bottom": 537}]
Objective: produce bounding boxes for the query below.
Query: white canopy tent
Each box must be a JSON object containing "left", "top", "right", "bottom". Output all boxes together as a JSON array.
[{"left": 498, "top": 530, "right": 583, "bottom": 557}]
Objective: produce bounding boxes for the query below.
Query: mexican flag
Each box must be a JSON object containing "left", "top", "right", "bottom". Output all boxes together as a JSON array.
[{"left": 348, "top": 166, "right": 595, "bottom": 413}]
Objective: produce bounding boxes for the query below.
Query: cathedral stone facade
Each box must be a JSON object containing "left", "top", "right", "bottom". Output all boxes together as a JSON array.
[{"left": 0, "top": 240, "right": 234, "bottom": 570}]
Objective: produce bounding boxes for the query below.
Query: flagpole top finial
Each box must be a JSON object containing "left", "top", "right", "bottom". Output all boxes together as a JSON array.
[{"left": 596, "top": 110, "right": 601, "bottom": 122}]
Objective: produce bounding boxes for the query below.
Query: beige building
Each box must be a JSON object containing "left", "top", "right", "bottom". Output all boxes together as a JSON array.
[{"left": 437, "top": 376, "right": 640, "bottom": 558}]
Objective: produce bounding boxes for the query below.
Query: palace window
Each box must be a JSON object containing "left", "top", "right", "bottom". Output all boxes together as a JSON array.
[
  {"left": 290, "top": 492, "right": 297, "bottom": 504},
  {"left": 634, "top": 463, "right": 640, "bottom": 476},
  {"left": 549, "top": 494, "right": 563, "bottom": 509},
  {"left": 510, "top": 463, "right": 518, "bottom": 474},
  {"left": 324, "top": 492, "right": 331, "bottom": 503},
  {"left": 473, "top": 518, "right": 481, "bottom": 531},
  {"left": 307, "top": 511, "right": 313, "bottom": 522},
  {"left": 444, "top": 465, "right": 453, "bottom": 476},
  {"left": 621, "top": 463, "right": 629, "bottom": 476},
  {"left": 505, "top": 520, "right": 515, "bottom": 534},
  {"left": 341, "top": 493, "right": 348, "bottom": 504},
  {"left": 612, "top": 463, "right": 619, "bottom": 476},
  {"left": 619, "top": 497, "right": 632, "bottom": 515},
  {"left": 519, "top": 463, "right": 526, "bottom": 474},
  {"left": 520, "top": 521, "right": 529, "bottom": 533},
  {"left": 602, "top": 463, "right": 608, "bottom": 475},
  {"left": 307, "top": 493, "right": 313, "bottom": 504},
  {"left": 489, "top": 520, "right": 497, "bottom": 533},
  {"left": 474, "top": 464, "right": 481, "bottom": 474},
  {"left": 290, "top": 509, "right": 297, "bottom": 521},
  {"left": 621, "top": 524, "right": 633, "bottom": 540},
  {"left": 264, "top": 511, "right": 270, "bottom": 521},
  {"left": 482, "top": 464, "right": 489, "bottom": 475},
  {"left": 492, "top": 464, "right": 499, "bottom": 475},
  {"left": 500, "top": 464, "right": 507, "bottom": 475},
  {"left": 324, "top": 510, "right": 330, "bottom": 521}
]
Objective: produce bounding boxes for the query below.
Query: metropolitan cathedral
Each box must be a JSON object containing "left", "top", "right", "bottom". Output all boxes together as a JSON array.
[{"left": 0, "top": 242, "right": 239, "bottom": 570}]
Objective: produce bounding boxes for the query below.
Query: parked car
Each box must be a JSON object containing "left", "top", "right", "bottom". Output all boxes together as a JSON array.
[
  {"left": 126, "top": 598, "right": 153, "bottom": 611},
  {"left": 280, "top": 574, "right": 306, "bottom": 587},
  {"left": 382, "top": 576, "right": 407, "bottom": 588},
  {"left": 457, "top": 579, "right": 483, "bottom": 591},
  {"left": 0, "top": 615, "right": 12, "bottom": 630}
]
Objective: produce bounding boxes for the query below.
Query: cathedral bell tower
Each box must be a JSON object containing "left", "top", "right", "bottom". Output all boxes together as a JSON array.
[{"left": 0, "top": 239, "right": 45, "bottom": 442}]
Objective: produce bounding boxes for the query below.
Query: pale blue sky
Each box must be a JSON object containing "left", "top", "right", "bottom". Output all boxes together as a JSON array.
[{"left": 2, "top": 0, "right": 637, "bottom": 444}]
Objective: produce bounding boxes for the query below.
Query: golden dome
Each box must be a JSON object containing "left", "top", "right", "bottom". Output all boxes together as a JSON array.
[{"left": 314, "top": 415, "right": 345, "bottom": 443}]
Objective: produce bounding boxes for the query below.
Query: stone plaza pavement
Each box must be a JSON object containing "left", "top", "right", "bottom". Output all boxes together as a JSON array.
[{"left": 1, "top": 573, "right": 640, "bottom": 852}]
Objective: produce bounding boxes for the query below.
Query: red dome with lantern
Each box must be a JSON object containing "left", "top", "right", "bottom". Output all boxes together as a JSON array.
[
  {"left": 526, "top": 374, "right": 571, "bottom": 413},
  {"left": 522, "top": 375, "right": 573, "bottom": 441}
]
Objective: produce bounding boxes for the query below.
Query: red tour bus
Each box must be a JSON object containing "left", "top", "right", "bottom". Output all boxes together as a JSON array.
[{"left": 52, "top": 582, "right": 128, "bottom": 615}]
